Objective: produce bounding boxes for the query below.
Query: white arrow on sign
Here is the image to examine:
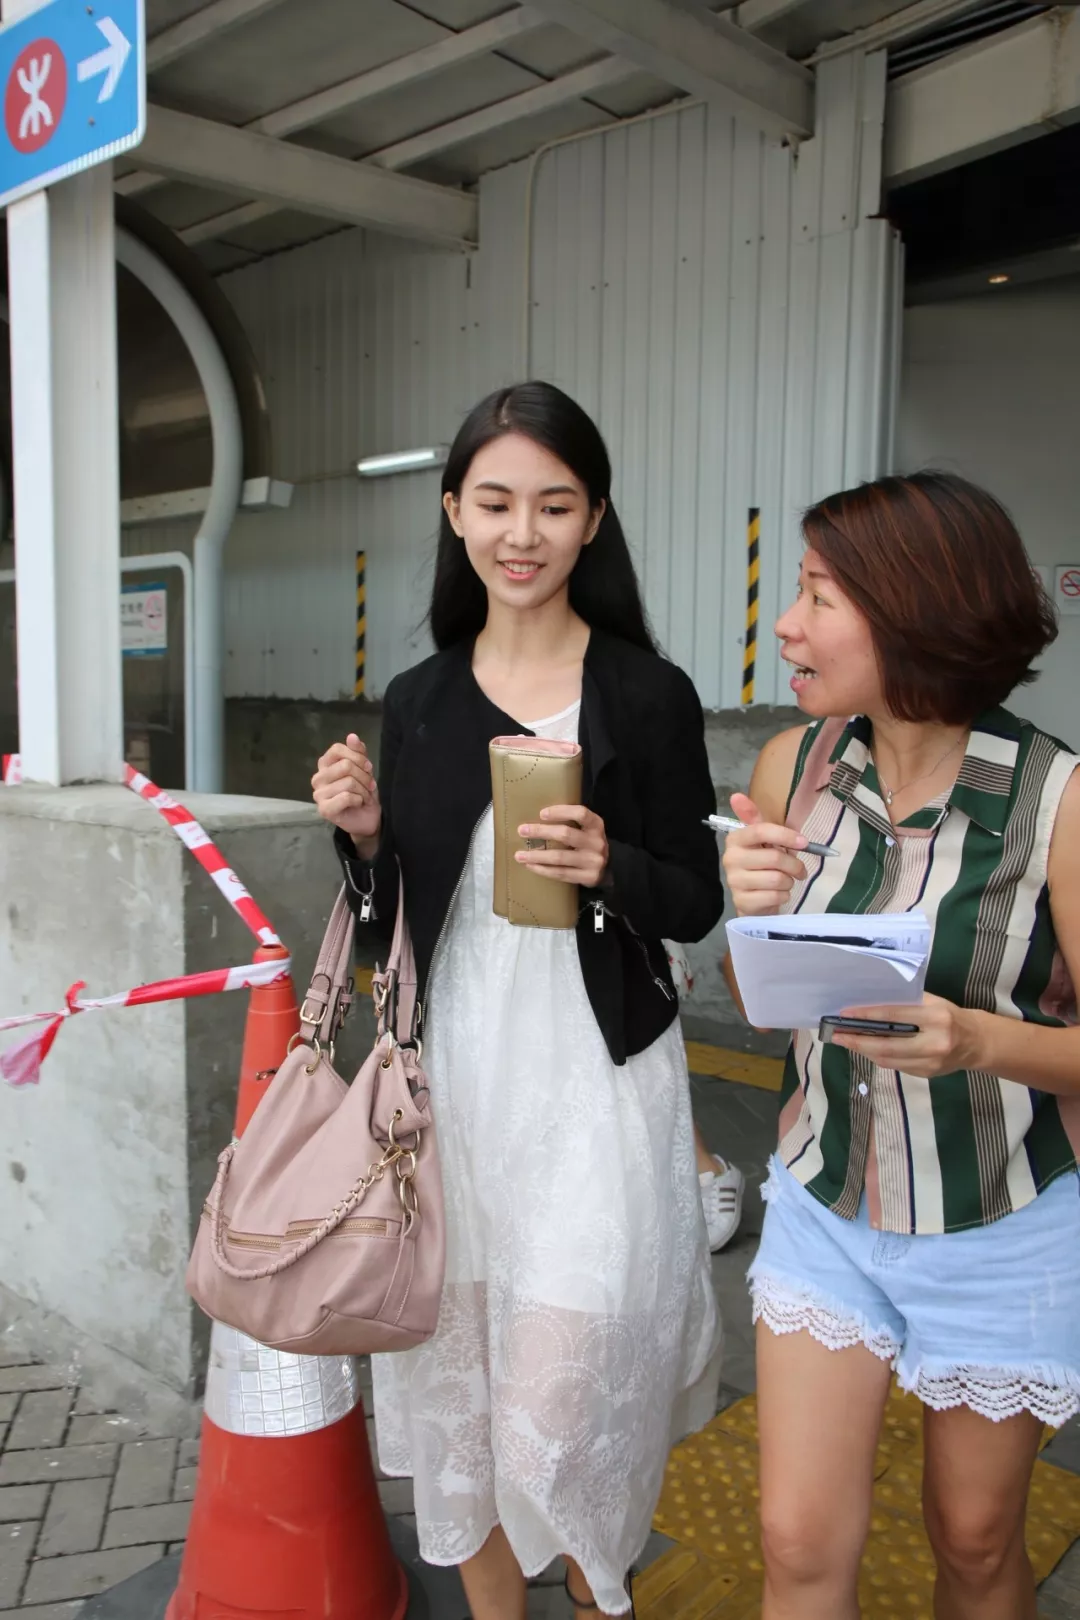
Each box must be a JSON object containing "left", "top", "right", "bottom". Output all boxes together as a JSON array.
[{"left": 76, "top": 16, "right": 131, "bottom": 103}]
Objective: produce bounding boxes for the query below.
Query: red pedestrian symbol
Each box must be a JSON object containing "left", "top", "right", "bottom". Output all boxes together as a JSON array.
[
  {"left": 5, "top": 39, "right": 67, "bottom": 156},
  {"left": 1059, "top": 569, "right": 1080, "bottom": 599}
]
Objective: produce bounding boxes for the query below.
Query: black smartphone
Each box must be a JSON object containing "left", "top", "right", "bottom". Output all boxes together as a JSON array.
[{"left": 818, "top": 1015, "right": 920, "bottom": 1042}]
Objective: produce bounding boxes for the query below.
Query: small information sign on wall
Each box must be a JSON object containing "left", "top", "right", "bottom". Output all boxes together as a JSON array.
[
  {"left": 121, "top": 581, "right": 167, "bottom": 657},
  {"left": 1054, "top": 566, "right": 1080, "bottom": 619}
]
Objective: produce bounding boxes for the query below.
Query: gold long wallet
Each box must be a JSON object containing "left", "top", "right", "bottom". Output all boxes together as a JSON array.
[{"left": 489, "top": 736, "right": 584, "bottom": 929}]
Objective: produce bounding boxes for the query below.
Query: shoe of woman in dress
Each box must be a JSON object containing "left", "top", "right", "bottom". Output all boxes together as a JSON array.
[
  {"left": 721, "top": 470, "right": 1080, "bottom": 1620},
  {"left": 667, "top": 945, "right": 747, "bottom": 1253},
  {"left": 696, "top": 1141, "right": 745, "bottom": 1253},
  {"left": 311, "top": 381, "right": 724, "bottom": 1620}
]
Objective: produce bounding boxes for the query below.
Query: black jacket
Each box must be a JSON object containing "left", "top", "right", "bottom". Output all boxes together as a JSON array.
[{"left": 334, "top": 629, "right": 723, "bottom": 1065}]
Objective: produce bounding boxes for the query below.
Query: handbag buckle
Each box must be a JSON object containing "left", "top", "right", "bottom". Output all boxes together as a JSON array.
[{"left": 298, "top": 972, "right": 333, "bottom": 1032}]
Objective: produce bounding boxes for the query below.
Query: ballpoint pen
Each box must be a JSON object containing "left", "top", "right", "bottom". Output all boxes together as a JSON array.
[{"left": 703, "top": 814, "right": 839, "bottom": 859}]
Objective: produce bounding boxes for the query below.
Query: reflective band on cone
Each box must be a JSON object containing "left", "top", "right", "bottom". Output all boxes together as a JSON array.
[{"left": 204, "top": 1321, "right": 361, "bottom": 1437}]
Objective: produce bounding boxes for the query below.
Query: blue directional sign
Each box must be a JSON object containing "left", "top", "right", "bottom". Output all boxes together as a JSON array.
[{"left": 0, "top": 0, "right": 143, "bottom": 210}]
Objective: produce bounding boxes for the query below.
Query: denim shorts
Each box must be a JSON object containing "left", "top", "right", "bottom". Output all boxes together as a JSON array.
[{"left": 748, "top": 1156, "right": 1080, "bottom": 1426}]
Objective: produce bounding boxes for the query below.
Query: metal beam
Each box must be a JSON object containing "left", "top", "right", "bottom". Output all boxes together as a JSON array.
[
  {"left": 137, "top": 105, "right": 478, "bottom": 246},
  {"left": 736, "top": 0, "right": 987, "bottom": 55},
  {"left": 808, "top": 0, "right": 995, "bottom": 64},
  {"left": 175, "top": 56, "right": 628, "bottom": 248},
  {"left": 528, "top": 0, "right": 813, "bottom": 136},
  {"left": 147, "top": 0, "right": 291, "bottom": 72},
  {"left": 181, "top": 198, "right": 273, "bottom": 245},
  {"left": 256, "top": 7, "right": 543, "bottom": 138},
  {"left": 734, "top": 0, "right": 805, "bottom": 30},
  {"left": 119, "top": 6, "right": 543, "bottom": 198},
  {"left": 370, "top": 55, "right": 626, "bottom": 170},
  {"left": 884, "top": 9, "right": 1080, "bottom": 187}
]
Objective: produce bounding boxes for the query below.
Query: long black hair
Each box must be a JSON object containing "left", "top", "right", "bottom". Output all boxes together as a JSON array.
[{"left": 429, "top": 381, "right": 657, "bottom": 653}]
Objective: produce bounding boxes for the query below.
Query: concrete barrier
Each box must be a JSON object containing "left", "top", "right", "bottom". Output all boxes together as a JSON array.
[{"left": 0, "top": 785, "right": 346, "bottom": 1418}]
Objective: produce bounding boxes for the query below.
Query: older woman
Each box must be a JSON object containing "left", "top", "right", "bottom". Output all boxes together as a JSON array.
[{"left": 722, "top": 471, "right": 1079, "bottom": 1620}]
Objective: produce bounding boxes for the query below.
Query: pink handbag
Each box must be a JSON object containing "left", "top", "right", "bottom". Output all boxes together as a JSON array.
[{"left": 186, "top": 878, "right": 445, "bottom": 1356}]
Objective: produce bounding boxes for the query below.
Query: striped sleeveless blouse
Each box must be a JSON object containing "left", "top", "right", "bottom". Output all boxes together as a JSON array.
[{"left": 778, "top": 707, "right": 1079, "bottom": 1235}]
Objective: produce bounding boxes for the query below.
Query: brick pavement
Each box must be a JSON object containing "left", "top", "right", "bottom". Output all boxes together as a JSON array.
[
  {"left": 0, "top": 1348, "right": 186, "bottom": 1617},
  {"left": 0, "top": 1343, "right": 580, "bottom": 1618}
]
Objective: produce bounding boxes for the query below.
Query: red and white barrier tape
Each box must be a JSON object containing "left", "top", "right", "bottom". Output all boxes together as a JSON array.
[
  {"left": 0, "top": 759, "right": 291, "bottom": 1087},
  {"left": 124, "top": 767, "right": 280, "bottom": 948}
]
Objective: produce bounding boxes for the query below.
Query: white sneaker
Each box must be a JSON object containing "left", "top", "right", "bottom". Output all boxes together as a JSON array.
[{"left": 700, "top": 1157, "right": 745, "bottom": 1252}]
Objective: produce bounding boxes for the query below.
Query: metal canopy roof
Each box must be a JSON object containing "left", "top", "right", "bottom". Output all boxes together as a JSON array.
[{"left": 117, "top": 0, "right": 1020, "bottom": 274}]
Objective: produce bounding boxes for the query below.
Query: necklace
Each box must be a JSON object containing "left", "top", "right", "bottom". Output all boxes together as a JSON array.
[{"left": 873, "top": 733, "right": 967, "bottom": 808}]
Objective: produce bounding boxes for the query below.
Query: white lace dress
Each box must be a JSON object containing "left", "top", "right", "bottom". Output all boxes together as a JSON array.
[{"left": 372, "top": 701, "right": 722, "bottom": 1616}]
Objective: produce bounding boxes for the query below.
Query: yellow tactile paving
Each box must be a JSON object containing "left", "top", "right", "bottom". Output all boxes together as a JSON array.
[
  {"left": 683, "top": 1041, "right": 784, "bottom": 1092},
  {"left": 631, "top": 1548, "right": 741, "bottom": 1616},
  {"left": 637, "top": 1384, "right": 1080, "bottom": 1618}
]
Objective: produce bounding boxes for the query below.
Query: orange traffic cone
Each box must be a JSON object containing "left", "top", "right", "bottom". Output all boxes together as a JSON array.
[
  {"left": 233, "top": 943, "right": 298, "bottom": 1137},
  {"left": 165, "top": 949, "right": 409, "bottom": 1620}
]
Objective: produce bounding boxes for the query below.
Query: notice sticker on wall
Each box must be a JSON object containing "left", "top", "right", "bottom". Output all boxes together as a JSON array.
[
  {"left": 1054, "top": 566, "right": 1080, "bottom": 619},
  {"left": 121, "top": 583, "right": 168, "bottom": 657}
]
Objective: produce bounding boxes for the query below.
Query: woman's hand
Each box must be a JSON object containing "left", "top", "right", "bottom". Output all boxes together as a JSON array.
[
  {"left": 516, "top": 804, "right": 610, "bottom": 889},
  {"left": 830, "top": 993, "right": 984, "bottom": 1078},
  {"left": 311, "top": 732, "right": 382, "bottom": 848},
  {"left": 722, "top": 791, "right": 811, "bottom": 917}
]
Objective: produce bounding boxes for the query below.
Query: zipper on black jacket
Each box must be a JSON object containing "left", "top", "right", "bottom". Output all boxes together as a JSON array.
[
  {"left": 343, "top": 855, "right": 377, "bottom": 922},
  {"left": 586, "top": 898, "right": 675, "bottom": 1002},
  {"left": 624, "top": 914, "right": 676, "bottom": 1001}
]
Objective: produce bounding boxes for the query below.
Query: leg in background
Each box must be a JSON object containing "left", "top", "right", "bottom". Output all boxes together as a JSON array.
[
  {"left": 564, "top": 1555, "right": 629, "bottom": 1618},
  {"left": 921, "top": 1399, "right": 1042, "bottom": 1620},
  {"left": 693, "top": 1122, "right": 721, "bottom": 1177},
  {"left": 458, "top": 1523, "right": 527, "bottom": 1620},
  {"left": 757, "top": 1322, "right": 893, "bottom": 1620}
]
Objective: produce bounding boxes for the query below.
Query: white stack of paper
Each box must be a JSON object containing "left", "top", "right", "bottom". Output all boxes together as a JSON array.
[{"left": 725, "top": 911, "right": 932, "bottom": 1030}]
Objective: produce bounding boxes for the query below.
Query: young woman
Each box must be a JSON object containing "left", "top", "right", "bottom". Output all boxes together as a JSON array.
[
  {"left": 721, "top": 471, "right": 1080, "bottom": 1620},
  {"left": 311, "top": 382, "right": 723, "bottom": 1620}
]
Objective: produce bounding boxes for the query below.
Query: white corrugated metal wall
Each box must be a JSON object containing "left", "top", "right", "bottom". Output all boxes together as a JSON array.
[
  {"left": 523, "top": 50, "right": 901, "bottom": 708},
  {"left": 153, "top": 48, "right": 900, "bottom": 707}
]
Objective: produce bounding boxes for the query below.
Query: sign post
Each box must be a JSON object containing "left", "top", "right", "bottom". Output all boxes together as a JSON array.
[{"left": 2, "top": 0, "right": 144, "bottom": 783}]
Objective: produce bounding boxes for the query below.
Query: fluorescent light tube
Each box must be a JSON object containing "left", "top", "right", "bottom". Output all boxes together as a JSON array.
[{"left": 356, "top": 446, "right": 449, "bottom": 478}]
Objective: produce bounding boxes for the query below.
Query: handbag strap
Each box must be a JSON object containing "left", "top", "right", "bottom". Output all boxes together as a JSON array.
[
  {"left": 301, "top": 888, "right": 356, "bottom": 1048},
  {"left": 372, "top": 872, "right": 420, "bottom": 1045},
  {"left": 304, "top": 868, "right": 417, "bottom": 1050}
]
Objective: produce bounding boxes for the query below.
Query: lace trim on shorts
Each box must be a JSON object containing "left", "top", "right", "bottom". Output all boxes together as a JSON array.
[
  {"left": 750, "top": 1271, "right": 900, "bottom": 1365},
  {"left": 751, "top": 1275, "right": 1080, "bottom": 1426},
  {"left": 900, "top": 1363, "right": 1080, "bottom": 1427}
]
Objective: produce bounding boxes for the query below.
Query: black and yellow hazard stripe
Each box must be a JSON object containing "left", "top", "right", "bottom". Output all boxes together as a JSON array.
[
  {"left": 741, "top": 509, "right": 759, "bottom": 706},
  {"left": 355, "top": 551, "right": 366, "bottom": 699}
]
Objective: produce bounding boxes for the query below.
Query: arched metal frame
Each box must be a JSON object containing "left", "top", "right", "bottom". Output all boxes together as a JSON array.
[{"left": 116, "top": 228, "right": 243, "bottom": 793}]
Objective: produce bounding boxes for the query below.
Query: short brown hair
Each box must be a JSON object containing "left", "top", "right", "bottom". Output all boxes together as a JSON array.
[{"left": 802, "top": 471, "right": 1058, "bottom": 725}]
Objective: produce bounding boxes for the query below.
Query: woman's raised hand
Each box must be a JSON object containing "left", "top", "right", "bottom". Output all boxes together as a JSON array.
[
  {"left": 311, "top": 732, "right": 381, "bottom": 847},
  {"left": 721, "top": 791, "right": 810, "bottom": 917},
  {"left": 516, "top": 805, "right": 610, "bottom": 889}
]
